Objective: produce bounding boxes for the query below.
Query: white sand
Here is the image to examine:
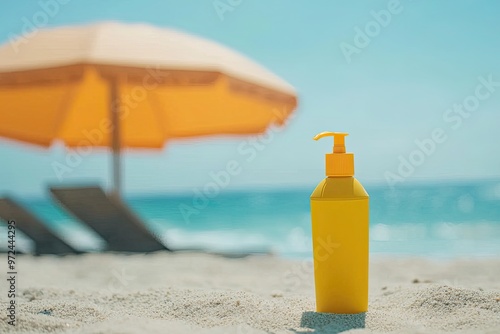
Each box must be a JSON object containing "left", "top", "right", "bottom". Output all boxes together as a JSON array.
[{"left": 1, "top": 252, "right": 499, "bottom": 333}]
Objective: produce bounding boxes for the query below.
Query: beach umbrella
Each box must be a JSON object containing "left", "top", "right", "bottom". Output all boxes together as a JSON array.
[{"left": 0, "top": 22, "right": 297, "bottom": 197}]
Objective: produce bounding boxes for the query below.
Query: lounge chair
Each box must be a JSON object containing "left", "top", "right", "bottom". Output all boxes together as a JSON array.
[
  {"left": 50, "top": 186, "right": 169, "bottom": 252},
  {"left": 0, "top": 197, "right": 78, "bottom": 254}
]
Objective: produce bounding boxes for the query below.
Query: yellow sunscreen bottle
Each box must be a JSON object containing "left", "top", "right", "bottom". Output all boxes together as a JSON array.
[{"left": 310, "top": 131, "right": 369, "bottom": 314}]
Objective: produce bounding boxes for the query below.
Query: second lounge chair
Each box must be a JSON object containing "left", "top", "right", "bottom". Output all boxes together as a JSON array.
[{"left": 50, "top": 186, "right": 169, "bottom": 252}]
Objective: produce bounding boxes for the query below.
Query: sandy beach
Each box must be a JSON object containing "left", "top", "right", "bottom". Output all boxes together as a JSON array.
[{"left": 1, "top": 252, "right": 499, "bottom": 333}]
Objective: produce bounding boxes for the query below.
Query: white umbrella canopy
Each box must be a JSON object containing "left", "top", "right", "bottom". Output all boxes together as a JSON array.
[{"left": 0, "top": 21, "right": 296, "bottom": 96}]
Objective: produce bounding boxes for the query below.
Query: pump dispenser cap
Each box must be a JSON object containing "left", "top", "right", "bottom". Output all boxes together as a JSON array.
[{"left": 313, "top": 132, "right": 354, "bottom": 176}]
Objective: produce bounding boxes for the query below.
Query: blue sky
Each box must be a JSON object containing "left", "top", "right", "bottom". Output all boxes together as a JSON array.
[{"left": 1, "top": 0, "right": 500, "bottom": 197}]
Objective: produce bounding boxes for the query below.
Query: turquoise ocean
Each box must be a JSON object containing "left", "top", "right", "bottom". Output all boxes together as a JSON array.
[{"left": 3, "top": 180, "right": 500, "bottom": 258}]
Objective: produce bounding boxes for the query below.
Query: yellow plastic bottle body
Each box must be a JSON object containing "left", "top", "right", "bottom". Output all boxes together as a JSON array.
[{"left": 310, "top": 176, "right": 369, "bottom": 314}]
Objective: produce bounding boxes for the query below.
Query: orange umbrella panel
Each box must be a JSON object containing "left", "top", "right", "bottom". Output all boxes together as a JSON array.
[{"left": 0, "top": 65, "right": 297, "bottom": 149}]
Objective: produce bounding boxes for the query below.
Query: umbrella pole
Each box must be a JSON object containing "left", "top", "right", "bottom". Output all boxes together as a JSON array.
[{"left": 110, "top": 79, "right": 121, "bottom": 198}]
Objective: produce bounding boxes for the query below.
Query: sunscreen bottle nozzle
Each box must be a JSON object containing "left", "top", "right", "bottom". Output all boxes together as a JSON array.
[
  {"left": 313, "top": 132, "right": 348, "bottom": 153},
  {"left": 313, "top": 131, "right": 354, "bottom": 177}
]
